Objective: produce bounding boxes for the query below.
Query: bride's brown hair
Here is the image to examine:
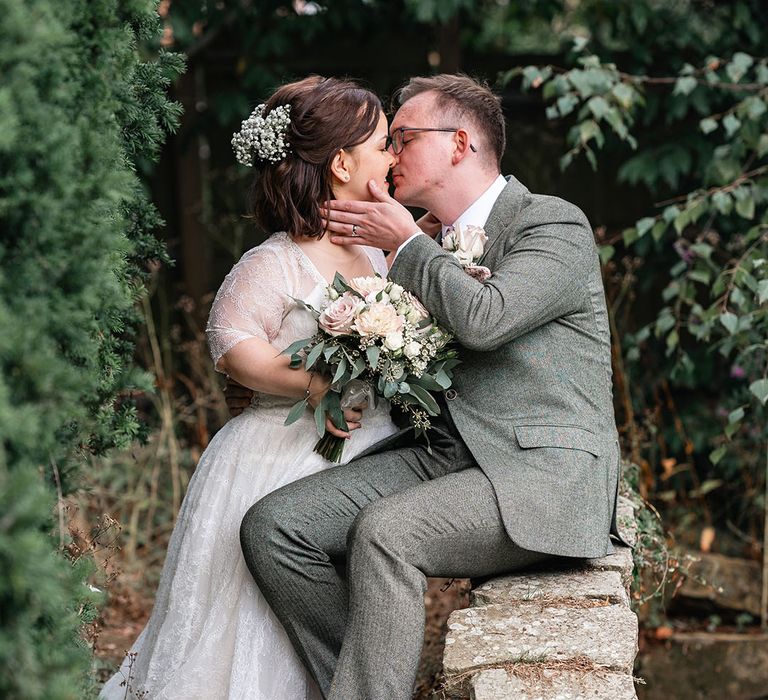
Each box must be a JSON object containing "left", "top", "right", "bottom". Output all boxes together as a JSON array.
[{"left": 248, "top": 76, "right": 383, "bottom": 238}]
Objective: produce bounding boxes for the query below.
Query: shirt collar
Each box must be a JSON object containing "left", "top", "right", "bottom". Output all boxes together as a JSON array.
[{"left": 441, "top": 174, "right": 507, "bottom": 238}]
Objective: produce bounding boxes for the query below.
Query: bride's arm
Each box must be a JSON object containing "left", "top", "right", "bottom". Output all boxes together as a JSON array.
[
  {"left": 207, "top": 247, "right": 362, "bottom": 434},
  {"left": 218, "top": 337, "right": 329, "bottom": 402},
  {"left": 219, "top": 339, "right": 363, "bottom": 436}
]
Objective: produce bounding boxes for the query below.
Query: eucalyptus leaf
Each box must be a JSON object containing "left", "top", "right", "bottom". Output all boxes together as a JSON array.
[
  {"left": 366, "top": 345, "right": 381, "bottom": 370},
  {"left": 411, "top": 374, "right": 444, "bottom": 391},
  {"left": 284, "top": 399, "right": 308, "bottom": 426},
  {"left": 305, "top": 341, "right": 325, "bottom": 370},
  {"left": 314, "top": 402, "right": 326, "bottom": 438},
  {"left": 409, "top": 384, "right": 440, "bottom": 416},
  {"left": 282, "top": 337, "right": 312, "bottom": 356},
  {"left": 435, "top": 369, "right": 452, "bottom": 389},
  {"left": 349, "top": 356, "right": 366, "bottom": 380},
  {"left": 332, "top": 356, "right": 348, "bottom": 384},
  {"left": 326, "top": 391, "right": 348, "bottom": 431}
]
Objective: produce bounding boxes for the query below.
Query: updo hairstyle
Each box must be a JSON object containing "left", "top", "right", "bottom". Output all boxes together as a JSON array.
[{"left": 248, "top": 76, "right": 383, "bottom": 238}]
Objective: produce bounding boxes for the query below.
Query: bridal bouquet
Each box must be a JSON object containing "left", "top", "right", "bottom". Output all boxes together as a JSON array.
[{"left": 282, "top": 274, "right": 460, "bottom": 462}]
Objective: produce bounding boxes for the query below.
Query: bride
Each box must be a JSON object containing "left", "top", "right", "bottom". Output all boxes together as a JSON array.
[{"left": 100, "top": 76, "right": 399, "bottom": 700}]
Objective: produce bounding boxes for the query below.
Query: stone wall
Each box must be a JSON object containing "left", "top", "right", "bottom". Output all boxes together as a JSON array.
[{"left": 441, "top": 497, "right": 639, "bottom": 700}]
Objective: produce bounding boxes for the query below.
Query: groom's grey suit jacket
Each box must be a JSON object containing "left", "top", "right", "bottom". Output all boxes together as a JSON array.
[{"left": 388, "top": 176, "right": 620, "bottom": 559}]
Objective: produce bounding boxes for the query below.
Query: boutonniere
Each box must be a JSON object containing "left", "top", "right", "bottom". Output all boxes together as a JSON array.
[{"left": 442, "top": 224, "right": 492, "bottom": 282}]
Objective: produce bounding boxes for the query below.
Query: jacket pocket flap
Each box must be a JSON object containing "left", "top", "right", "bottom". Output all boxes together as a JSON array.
[{"left": 514, "top": 425, "right": 602, "bottom": 456}]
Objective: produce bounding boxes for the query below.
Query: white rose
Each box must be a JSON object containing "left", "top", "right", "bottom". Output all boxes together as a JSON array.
[
  {"left": 327, "top": 287, "right": 339, "bottom": 301},
  {"left": 384, "top": 331, "right": 404, "bottom": 351},
  {"left": 406, "top": 309, "right": 423, "bottom": 324},
  {"left": 455, "top": 250, "right": 474, "bottom": 266},
  {"left": 456, "top": 224, "right": 488, "bottom": 258},
  {"left": 353, "top": 302, "right": 404, "bottom": 337},
  {"left": 404, "top": 341, "right": 422, "bottom": 358},
  {"left": 402, "top": 292, "right": 429, "bottom": 323},
  {"left": 389, "top": 284, "right": 404, "bottom": 301},
  {"left": 318, "top": 292, "right": 364, "bottom": 336},
  {"left": 349, "top": 275, "right": 388, "bottom": 297}
]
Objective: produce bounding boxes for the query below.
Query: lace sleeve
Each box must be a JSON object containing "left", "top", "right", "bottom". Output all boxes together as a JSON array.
[{"left": 205, "top": 246, "right": 291, "bottom": 371}]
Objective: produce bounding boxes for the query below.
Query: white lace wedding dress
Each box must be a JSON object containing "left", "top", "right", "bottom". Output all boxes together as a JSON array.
[{"left": 100, "top": 232, "right": 398, "bottom": 700}]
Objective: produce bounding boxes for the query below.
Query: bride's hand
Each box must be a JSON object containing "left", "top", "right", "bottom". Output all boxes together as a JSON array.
[{"left": 308, "top": 377, "right": 365, "bottom": 439}]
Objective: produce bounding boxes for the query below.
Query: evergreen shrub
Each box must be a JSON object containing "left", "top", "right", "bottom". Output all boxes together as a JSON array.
[{"left": 0, "top": 1, "right": 182, "bottom": 696}]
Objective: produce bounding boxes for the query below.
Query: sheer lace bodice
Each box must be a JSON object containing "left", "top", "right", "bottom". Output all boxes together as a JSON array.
[
  {"left": 100, "top": 231, "right": 398, "bottom": 700},
  {"left": 206, "top": 231, "right": 388, "bottom": 409}
]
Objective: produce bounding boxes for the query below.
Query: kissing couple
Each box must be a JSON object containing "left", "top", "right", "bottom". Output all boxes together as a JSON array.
[{"left": 100, "top": 73, "right": 623, "bottom": 700}]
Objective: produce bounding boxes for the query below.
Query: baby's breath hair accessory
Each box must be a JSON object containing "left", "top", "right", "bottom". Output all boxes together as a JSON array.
[{"left": 232, "top": 103, "right": 291, "bottom": 166}]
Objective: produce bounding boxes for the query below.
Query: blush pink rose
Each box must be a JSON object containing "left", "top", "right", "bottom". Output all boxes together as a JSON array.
[
  {"left": 318, "top": 292, "right": 364, "bottom": 336},
  {"left": 353, "top": 302, "right": 404, "bottom": 337}
]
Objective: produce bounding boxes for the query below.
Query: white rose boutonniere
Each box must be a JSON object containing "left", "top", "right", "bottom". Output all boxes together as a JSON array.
[{"left": 442, "top": 223, "right": 492, "bottom": 282}]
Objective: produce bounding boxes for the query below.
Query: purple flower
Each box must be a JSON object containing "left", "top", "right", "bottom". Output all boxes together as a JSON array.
[{"left": 730, "top": 365, "right": 746, "bottom": 379}]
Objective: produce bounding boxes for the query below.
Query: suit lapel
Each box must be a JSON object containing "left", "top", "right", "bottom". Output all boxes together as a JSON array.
[{"left": 478, "top": 175, "right": 529, "bottom": 265}]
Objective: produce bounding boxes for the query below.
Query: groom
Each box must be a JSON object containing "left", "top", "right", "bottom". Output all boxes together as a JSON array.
[{"left": 239, "top": 74, "right": 622, "bottom": 699}]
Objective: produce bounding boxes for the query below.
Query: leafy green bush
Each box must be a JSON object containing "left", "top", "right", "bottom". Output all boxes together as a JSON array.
[
  {"left": 0, "top": 1, "right": 182, "bottom": 696},
  {"left": 508, "top": 1, "right": 767, "bottom": 555}
]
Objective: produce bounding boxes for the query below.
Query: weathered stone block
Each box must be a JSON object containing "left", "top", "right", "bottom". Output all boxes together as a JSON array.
[
  {"left": 471, "top": 569, "right": 629, "bottom": 609},
  {"left": 443, "top": 603, "right": 638, "bottom": 685},
  {"left": 470, "top": 667, "right": 638, "bottom": 700},
  {"left": 585, "top": 546, "right": 634, "bottom": 590},
  {"left": 677, "top": 551, "right": 761, "bottom": 615}
]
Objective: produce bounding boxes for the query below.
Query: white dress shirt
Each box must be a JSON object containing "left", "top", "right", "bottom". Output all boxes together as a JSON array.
[{"left": 393, "top": 174, "right": 508, "bottom": 260}]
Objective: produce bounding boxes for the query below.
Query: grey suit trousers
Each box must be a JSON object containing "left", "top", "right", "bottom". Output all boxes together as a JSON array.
[{"left": 240, "top": 420, "right": 555, "bottom": 700}]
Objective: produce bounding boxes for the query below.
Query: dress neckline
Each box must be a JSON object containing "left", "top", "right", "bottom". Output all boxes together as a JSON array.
[{"left": 280, "top": 232, "right": 380, "bottom": 285}]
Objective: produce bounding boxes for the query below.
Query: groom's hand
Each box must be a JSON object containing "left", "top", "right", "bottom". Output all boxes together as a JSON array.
[{"left": 323, "top": 180, "right": 422, "bottom": 251}]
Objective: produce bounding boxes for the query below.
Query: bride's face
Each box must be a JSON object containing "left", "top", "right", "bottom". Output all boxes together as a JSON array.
[{"left": 343, "top": 112, "right": 395, "bottom": 200}]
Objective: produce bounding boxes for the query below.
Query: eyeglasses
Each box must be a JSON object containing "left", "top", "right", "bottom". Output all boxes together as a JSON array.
[{"left": 386, "top": 127, "right": 477, "bottom": 155}]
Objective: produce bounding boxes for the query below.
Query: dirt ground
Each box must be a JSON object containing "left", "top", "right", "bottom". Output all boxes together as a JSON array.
[{"left": 93, "top": 571, "right": 470, "bottom": 699}]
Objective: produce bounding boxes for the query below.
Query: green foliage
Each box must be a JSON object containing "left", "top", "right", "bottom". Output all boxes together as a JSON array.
[
  {"left": 516, "top": 44, "right": 767, "bottom": 448},
  {"left": 507, "top": 1, "right": 767, "bottom": 551},
  {"left": 0, "top": 0, "right": 182, "bottom": 696}
]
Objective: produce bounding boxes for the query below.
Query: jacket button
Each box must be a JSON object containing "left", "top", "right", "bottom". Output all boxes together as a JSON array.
[{"left": 445, "top": 389, "right": 458, "bottom": 401}]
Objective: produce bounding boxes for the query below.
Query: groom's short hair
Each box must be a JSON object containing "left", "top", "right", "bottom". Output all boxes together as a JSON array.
[{"left": 396, "top": 74, "right": 505, "bottom": 169}]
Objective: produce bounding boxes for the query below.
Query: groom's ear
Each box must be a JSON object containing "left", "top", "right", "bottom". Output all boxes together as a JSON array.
[
  {"left": 451, "top": 128, "right": 474, "bottom": 165},
  {"left": 330, "top": 149, "right": 352, "bottom": 185}
]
